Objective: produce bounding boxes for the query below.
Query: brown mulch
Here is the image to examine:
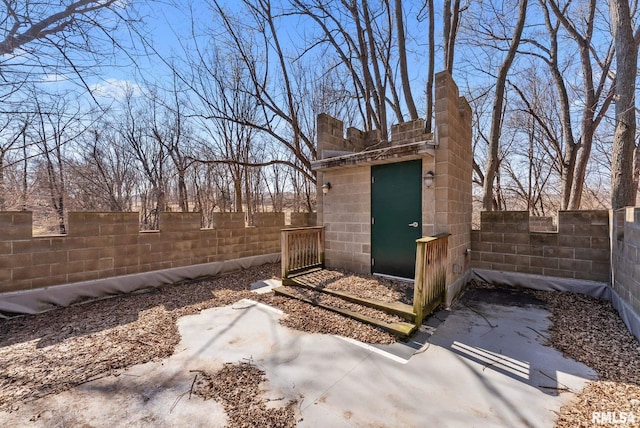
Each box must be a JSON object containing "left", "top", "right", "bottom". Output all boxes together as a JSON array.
[
  {"left": 528, "top": 290, "right": 640, "bottom": 428},
  {"left": 259, "top": 294, "right": 397, "bottom": 344},
  {"left": 295, "top": 269, "right": 413, "bottom": 304},
  {"left": 192, "top": 361, "right": 297, "bottom": 428},
  {"left": 252, "top": 268, "right": 407, "bottom": 344},
  {"left": 0, "top": 264, "right": 276, "bottom": 412},
  {"left": 10, "top": 264, "right": 638, "bottom": 426},
  {"left": 273, "top": 285, "right": 405, "bottom": 324},
  {"left": 0, "top": 264, "right": 399, "bottom": 413}
]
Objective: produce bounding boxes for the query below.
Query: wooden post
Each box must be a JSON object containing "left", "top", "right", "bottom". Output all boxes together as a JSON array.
[{"left": 413, "top": 233, "right": 450, "bottom": 326}]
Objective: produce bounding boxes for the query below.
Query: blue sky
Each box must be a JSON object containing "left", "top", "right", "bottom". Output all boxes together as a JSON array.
[{"left": 78, "top": 0, "right": 440, "bottom": 109}]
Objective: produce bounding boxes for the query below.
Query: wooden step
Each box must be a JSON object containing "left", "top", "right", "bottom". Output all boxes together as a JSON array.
[
  {"left": 286, "top": 266, "right": 325, "bottom": 278},
  {"left": 273, "top": 285, "right": 417, "bottom": 338},
  {"left": 283, "top": 275, "right": 416, "bottom": 323}
]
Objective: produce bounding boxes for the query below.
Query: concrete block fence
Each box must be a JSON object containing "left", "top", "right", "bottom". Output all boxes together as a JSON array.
[
  {"left": 471, "top": 208, "right": 640, "bottom": 341},
  {"left": 470, "top": 210, "right": 610, "bottom": 283},
  {"left": 612, "top": 207, "right": 640, "bottom": 316},
  {"left": 0, "top": 211, "right": 313, "bottom": 293}
]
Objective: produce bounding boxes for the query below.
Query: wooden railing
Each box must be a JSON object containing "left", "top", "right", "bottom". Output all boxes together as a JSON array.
[
  {"left": 413, "top": 233, "right": 450, "bottom": 326},
  {"left": 281, "top": 226, "right": 325, "bottom": 278}
]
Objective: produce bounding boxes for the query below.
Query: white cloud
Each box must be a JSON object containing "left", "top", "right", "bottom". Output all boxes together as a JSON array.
[
  {"left": 41, "top": 74, "right": 70, "bottom": 83},
  {"left": 89, "top": 78, "right": 143, "bottom": 99}
]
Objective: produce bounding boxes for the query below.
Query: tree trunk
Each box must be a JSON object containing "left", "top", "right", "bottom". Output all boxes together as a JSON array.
[
  {"left": 233, "top": 177, "right": 243, "bottom": 212},
  {"left": 545, "top": 0, "right": 616, "bottom": 209},
  {"left": 443, "top": 0, "right": 461, "bottom": 72},
  {"left": 425, "top": 0, "right": 435, "bottom": 133},
  {"left": 178, "top": 170, "right": 189, "bottom": 212},
  {"left": 0, "top": 151, "right": 5, "bottom": 211},
  {"left": 395, "top": 0, "right": 417, "bottom": 120},
  {"left": 244, "top": 167, "right": 252, "bottom": 224},
  {"left": 22, "top": 139, "right": 28, "bottom": 211},
  {"left": 567, "top": 128, "right": 593, "bottom": 209},
  {"left": 481, "top": 0, "right": 528, "bottom": 211},
  {"left": 610, "top": 0, "right": 639, "bottom": 209},
  {"left": 443, "top": 0, "right": 452, "bottom": 71},
  {"left": 634, "top": 145, "right": 640, "bottom": 196},
  {"left": 56, "top": 197, "right": 66, "bottom": 235},
  {"left": 360, "top": 0, "right": 387, "bottom": 136}
]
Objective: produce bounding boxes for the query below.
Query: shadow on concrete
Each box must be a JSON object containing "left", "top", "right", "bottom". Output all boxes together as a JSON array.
[{"left": 429, "top": 286, "right": 588, "bottom": 398}]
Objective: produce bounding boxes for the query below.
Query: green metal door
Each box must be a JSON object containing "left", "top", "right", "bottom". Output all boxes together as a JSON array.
[{"left": 371, "top": 159, "right": 422, "bottom": 279}]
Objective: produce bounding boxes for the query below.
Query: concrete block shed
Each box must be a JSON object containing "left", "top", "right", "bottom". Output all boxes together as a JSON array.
[{"left": 312, "top": 71, "right": 473, "bottom": 305}]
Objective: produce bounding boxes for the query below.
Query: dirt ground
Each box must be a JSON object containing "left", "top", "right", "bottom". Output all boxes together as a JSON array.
[{"left": 1, "top": 265, "right": 639, "bottom": 427}]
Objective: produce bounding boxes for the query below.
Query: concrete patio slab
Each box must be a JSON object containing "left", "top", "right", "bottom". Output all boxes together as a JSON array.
[{"left": 0, "top": 289, "right": 596, "bottom": 427}]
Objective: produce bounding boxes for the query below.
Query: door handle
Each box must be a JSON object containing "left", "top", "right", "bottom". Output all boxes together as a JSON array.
[{"left": 408, "top": 222, "right": 419, "bottom": 228}]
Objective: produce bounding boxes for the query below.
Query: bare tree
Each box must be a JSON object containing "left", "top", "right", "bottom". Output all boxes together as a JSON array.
[
  {"left": 168, "top": 0, "right": 318, "bottom": 184},
  {"left": 68, "top": 126, "right": 137, "bottom": 211},
  {"left": 0, "top": 1, "right": 121, "bottom": 55},
  {"left": 152, "top": 0, "right": 437, "bottom": 208},
  {"left": 31, "top": 92, "right": 92, "bottom": 233},
  {"left": 609, "top": 0, "right": 640, "bottom": 209},
  {"left": 530, "top": 0, "right": 615, "bottom": 209},
  {"left": 185, "top": 43, "right": 261, "bottom": 215},
  {"left": 263, "top": 163, "right": 286, "bottom": 212},
  {"left": 481, "top": 0, "right": 528, "bottom": 211},
  {"left": 191, "top": 162, "right": 224, "bottom": 227},
  {"left": 503, "top": 78, "right": 559, "bottom": 215},
  {"left": 507, "top": 67, "right": 565, "bottom": 213},
  {"left": 443, "top": 0, "right": 467, "bottom": 72},
  {"left": 0, "top": 116, "right": 28, "bottom": 210},
  {"left": 290, "top": 0, "right": 421, "bottom": 135},
  {"left": 147, "top": 80, "right": 193, "bottom": 213},
  {"left": 0, "top": 1, "right": 148, "bottom": 104},
  {"left": 120, "top": 91, "right": 169, "bottom": 229},
  {"left": 419, "top": 0, "right": 436, "bottom": 133},
  {"left": 396, "top": 0, "right": 418, "bottom": 120}
]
